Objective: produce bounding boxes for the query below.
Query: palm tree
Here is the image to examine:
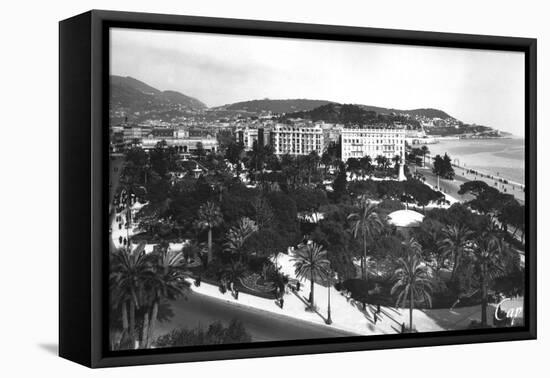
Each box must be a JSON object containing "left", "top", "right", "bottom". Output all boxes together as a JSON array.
[
  {"left": 141, "top": 245, "right": 191, "bottom": 348},
  {"left": 391, "top": 239, "right": 432, "bottom": 332},
  {"left": 470, "top": 230, "right": 506, "bottom": 326},
  {"left": 118, "top": 176, "right": 146, "bottom": 248},
  {"left": 359, "top": 155, "right": 372, "bottom": 178},
  {"left": 292, "top": 242, "right": 330, "bottom": 308},
  {"left": 438, "top": 224, "right": 474, "bottom": 281},
  {"left": 346, "top": 158, "right": 361, "bottom": 180},
  {"left": 375, "top": 155, "right": 389, "bottom": 171},
  {"left": 421, "top": 145, "right": 430, "bottom": 167},
  {"left": 181, "top": 240, "right": 203, "bottom": 263},
  {"left": 196, "top": 201, "right": 223, "bottom": 263},
  {"left": 110, "top": 242, "right": 151, "bottom": 349},
  {"left": 321, "top": 151, "right": 332, "bottom": 177},
  {"left": 348, "top": 199, "right": 383, "bottom": 279},
  {"left": 252, "top": 197, "right": 274, "bottom": 229},
  {"left": 392, "top": 154, "right": 401, "bottom": 168},
  {"left": 249, "top": 141, "right": 262, "bottom": 172},
  {"left": 308, "top": 151, "right": 321, "bottom": 184},
  {"left": 224, "top": 217, "right": 258, "bottom": 263},
  {"left": 416, "top": 219, "right": 442, "bottom": 270},
  {"left": 281, "top": 154, "right": 299, "bottom": 188}
]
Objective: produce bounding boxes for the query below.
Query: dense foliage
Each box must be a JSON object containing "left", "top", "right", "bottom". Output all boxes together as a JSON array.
[
  {"left": 432, "top": 153, "right": 455, "bottom": 179},
  {"left": 110, "top": 136, "right": 524, "bottom": 344},
  {"left": 155, "top": 319, "right": 252, "bottom": 347}
]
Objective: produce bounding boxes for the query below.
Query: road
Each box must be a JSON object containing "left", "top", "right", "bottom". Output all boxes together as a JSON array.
[
  {"left": 414, "top": 164, "right": 475, "bottom": 203},
  {"left": 416, "top": 161, "right": 524, "bottom": 204},
  {"left": 155, "top": 291, "right": 357, "bottom": 342}
]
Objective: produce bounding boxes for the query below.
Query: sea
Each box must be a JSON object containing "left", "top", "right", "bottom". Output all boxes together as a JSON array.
[{"left": 427, "top": 137, "right": 525, "bottom": 185}]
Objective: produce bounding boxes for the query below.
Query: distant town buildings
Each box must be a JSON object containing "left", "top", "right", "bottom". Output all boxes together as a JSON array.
[
  {"left": 141, "top": 135, "right": 218, "bottom": 153},
  {"left": 110, "top": 122, "right": 218, "bottom": 153},
  {"left": 122, "top": 124, "right": 151, "bottom": 144},
  {"left": 111, "top": 118, "right": 413, "bottom": 163},
  {"left": 341, "top": 127, "right": 406, "bottom": 161}
]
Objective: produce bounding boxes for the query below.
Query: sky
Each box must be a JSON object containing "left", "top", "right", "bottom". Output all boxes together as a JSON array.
[{"left": 110, "top": 28, "right": 525, "bottom": 137}]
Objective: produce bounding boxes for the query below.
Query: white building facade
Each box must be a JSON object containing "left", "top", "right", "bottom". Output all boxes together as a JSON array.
[
  {"left": 341, "top": 127, "right": 406, "bottom": 161},
  {"left": 271, "top": 124, "right": 324, "bottom": 156},
  {"left": 236, "top": 127, "right": 260, "bottom": 151},
  {"left": 141, "top": 136, "right": 218, "bottom": 153}
]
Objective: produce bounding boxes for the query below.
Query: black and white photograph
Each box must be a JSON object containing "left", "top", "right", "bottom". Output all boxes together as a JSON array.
[{"left": 107, "top": 27, "right": 527, "bottom": 351}]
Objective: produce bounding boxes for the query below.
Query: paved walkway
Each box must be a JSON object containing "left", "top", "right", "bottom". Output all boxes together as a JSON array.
[
  {"left": 110, "top": 204, "right": 502, "bottom": 336},
  {"left": 416, "top": 161, "right": 524, "bottom": 204}
]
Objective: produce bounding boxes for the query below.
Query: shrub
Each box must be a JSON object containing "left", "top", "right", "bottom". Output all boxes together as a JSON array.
[{"left": 155, "top": 319, "right": 252, "bottom": 347}]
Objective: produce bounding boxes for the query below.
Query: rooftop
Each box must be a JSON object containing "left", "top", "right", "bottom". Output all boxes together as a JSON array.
[{"left": 387, "top": 209, "right": 424, "bottom": 228}]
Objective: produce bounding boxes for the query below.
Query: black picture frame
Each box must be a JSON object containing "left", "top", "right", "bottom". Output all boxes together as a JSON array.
[{"left": 59, "top": 9, "right": 537, "bottom": 368}]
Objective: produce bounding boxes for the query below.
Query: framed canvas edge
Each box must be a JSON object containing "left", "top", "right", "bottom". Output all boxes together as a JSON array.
[{"left": 64, "top": 9, "right": 537, "bottom": 368}]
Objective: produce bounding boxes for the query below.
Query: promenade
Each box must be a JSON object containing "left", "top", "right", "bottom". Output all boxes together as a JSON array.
[{"left": 415, "top": 160, "right": 524, "bottom": 204}]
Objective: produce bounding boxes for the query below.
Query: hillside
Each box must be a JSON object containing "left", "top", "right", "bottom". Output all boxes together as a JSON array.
[
  {"left": 281, "top": 103, "right": 420, "bottom": 128},
  {"left": 216, "top": 98, "right": 453, "bottom": 120},
  {"left": 110, "top": 75, "right": 161, "bottom": 96},
  {"left": 110, "top": 76, "right": 206, "bottom": 122},
  {"left": 155, "top": 90, "right": 206, "bottom": 110},
  {"left": 401, "top": 108, "right": 452, "bottom": 119},
  {"left": 357, "top": 105, "right": 452, "bottom": 120},
  {"left": 216, "top": 99, "right": 333, "bottom": 114},
  {"left": 108, "top": 76, "right": 457, "bottom": 128}
]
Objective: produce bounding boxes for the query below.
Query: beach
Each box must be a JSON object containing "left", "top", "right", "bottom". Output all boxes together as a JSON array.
[
  {"left": 415, "top": 137, "right": 525, "bottom": 203},
  {"left": 426, "top": 137, "right": 525, "bottom": 185}
]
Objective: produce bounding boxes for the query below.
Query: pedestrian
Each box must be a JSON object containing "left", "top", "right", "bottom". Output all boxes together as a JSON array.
[
  {"left": 280, "top": 297, "right": 284, "bottom": 309},
  {"left": 373, "top": 312, "right": 378, "bottom": 324},
  {"left": 401, "top": 322, "right": 406, "bottom": 333},
  {"left": 234, "top": 288, "right": 239, "bottom": 300},
  {"left": 377, "top": 304, "right": 381, "bottom": 314}
]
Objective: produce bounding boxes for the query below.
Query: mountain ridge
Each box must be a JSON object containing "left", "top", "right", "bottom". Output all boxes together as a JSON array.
[
  {"left": 109, "top": 75, "right": 455, "bottom": 123},
  {"left": 280, "top": 103, "right": 421, "bottom": 128},
  {"left": 215, "top": 98, "right": 454, "bottom": 120},
  {"left": 214, "top": 99, "right": 333, "bottom": 114},
  {"left": 110, "top": 75, "right": 207, "bottom": 116}
]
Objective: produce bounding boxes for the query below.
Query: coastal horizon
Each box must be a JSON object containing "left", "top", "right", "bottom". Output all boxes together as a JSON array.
[{"left": 426, "top": 138, "right": 525, "bottom": 185}]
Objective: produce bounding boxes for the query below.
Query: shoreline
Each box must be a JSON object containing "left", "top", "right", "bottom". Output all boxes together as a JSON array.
[
  {"left": 415, "top": 160, "right": 524, "bottom": 204},
  {"left": 426, "top": 153, "right": 524, "bottom": 188},
  {"left": 450, "top": 163, "right": 524, "bottom": 188},
  {"left": 423, "top": 138, "right": 525, "bottom": 187}
]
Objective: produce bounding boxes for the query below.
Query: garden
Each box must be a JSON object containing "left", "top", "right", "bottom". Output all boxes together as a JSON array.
[{"left": 109, "top": 139, "right": 525, "bottom": 349}]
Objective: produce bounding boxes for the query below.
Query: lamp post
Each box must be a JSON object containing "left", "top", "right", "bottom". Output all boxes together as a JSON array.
[{"left": 326, "top": 270, "right": 334, "bottom": 325}]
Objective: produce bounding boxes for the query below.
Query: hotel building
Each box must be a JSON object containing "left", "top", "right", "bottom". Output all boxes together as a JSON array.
[
  {"left": 270, "top": 124, "right": 324, "bottom": 156},
  {"left": 341, "top": 127, "right": 406, "bottom": 161},
  {"left": 237, "top": 127, "right": 269, "bottom": 151}
]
